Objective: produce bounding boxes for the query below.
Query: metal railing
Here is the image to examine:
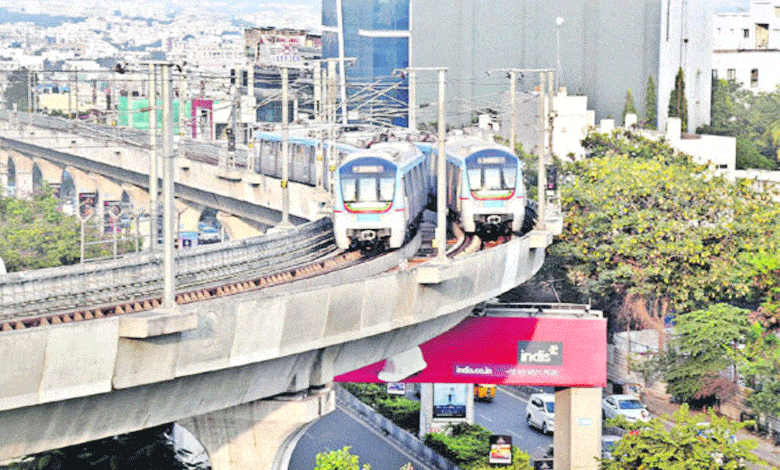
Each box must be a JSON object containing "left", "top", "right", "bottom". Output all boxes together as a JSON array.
[{"left": 0, "top": 218, "right": 335, "bottom": 321}]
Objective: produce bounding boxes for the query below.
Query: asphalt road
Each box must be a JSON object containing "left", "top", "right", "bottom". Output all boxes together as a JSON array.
[
  {"left": 474, "top": 387, "right": 553, "bottom": 460},
  {"left": 288, "top": 407, "right": 430, "bottom": 470},
  {"left": 290, "top": 386, "right": 554, "bottom": 470}
]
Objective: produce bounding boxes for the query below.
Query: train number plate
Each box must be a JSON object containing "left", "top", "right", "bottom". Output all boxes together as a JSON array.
[{"left": 481, "top": 200, "right": 505, "bottom": 209}]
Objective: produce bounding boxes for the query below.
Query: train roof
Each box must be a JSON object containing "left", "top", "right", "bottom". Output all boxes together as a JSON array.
[
  {"left": 340, "top": 141, "right": 423, "bottom": 166},
  {"left": 445, "top": 137, "right": 516, "bottom": 161}
]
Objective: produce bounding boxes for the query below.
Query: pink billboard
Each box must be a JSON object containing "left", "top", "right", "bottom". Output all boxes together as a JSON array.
[{"left": 335, "top": 316, "right": 607, "bottom": 387}]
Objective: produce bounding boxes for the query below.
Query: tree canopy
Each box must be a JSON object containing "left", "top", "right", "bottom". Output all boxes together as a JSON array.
[
  {"left": 645, "top": 75, "right": 657, "bottom": 129},
  {"left": 698, "top": 79, "right": 780, "bottom": 169},
  {"left": 601, "top": 405, "right": 758, "bottom": 470},
  {"left": 668, "top": 68, "right": 688, "bottom": 132},
  {"left": 554, "top": 130, "right": 780, "bottom": 337}
]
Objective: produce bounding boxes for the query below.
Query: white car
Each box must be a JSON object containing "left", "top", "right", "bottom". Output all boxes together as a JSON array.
[
  {"left": 602, "top": 394, "right": 650, "bottom": 423},
  {"left": 526, "top": 393, "right": 555, "bottom": 434}
]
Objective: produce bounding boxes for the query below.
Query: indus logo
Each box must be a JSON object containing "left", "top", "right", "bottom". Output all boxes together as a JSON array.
[{"left": 517, "top": 341, "right": 563, "bottom": 366}]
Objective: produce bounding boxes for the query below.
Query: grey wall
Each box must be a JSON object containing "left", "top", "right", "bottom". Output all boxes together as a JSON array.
[{"left": 410, "top": 0, "right": 711, "bottom": 130}]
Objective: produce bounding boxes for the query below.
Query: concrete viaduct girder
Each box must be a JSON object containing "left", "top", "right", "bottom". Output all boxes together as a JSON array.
[
  {"left": 0, "top": 230, "right": 548, "bottom": 466},
  {"left": 0, "top": 118, "right": 319, "bottom": 228}
]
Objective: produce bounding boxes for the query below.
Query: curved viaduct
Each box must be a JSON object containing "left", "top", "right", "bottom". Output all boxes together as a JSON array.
[{"left": 0, "top": 111, "right": 557, "bottom": 469}]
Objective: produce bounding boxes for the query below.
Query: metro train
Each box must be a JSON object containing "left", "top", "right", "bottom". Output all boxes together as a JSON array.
[
  {"left": 332, "top": 141, "right": 431, "bottom": 250},
  {"left": 253, "top": 130, "right": 357, "bottom": 189},
  {"left": 419, "top": 137, "right": 533, "bottom": 239}
]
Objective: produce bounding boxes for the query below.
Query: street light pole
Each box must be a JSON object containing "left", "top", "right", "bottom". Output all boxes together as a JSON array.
[
  {"left": 556, "top": 17, "right": 564, "bottom": 92},
  {"left": 436, "top": 68, "right": 447, "bottom": 263},
  {"left": 161, "top": 63, "right": 176, "bottom": 310},
  {"left": 398, "top": 66, "right": 448, "bottom": 261},
  {"left": 280, "top": 66, "right": 291, "bottom": 227},
  {"left": 148, "top": 63, "right": 158, "bottom": 251}
]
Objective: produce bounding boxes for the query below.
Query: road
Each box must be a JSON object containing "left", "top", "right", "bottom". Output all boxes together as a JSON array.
[
  {"left": 289, "top": 408, "right": 430, "bottom": 470},
  {"left": 290, "top": 386, "right": 553, "bottom": 470},
  {"left": 474, "top": 387, "right": 553, "bottom": 460}
]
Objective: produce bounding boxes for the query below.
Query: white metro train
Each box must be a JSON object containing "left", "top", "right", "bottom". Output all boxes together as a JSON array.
[
  {"left": 417, "top": 137, "right": 532, "bottom": 239},
  {"left": 333, "top": 141, "right": 431, "bottom": 250},
  {"left": 444, "top": 137, "right": 532, "bottom": 238}
]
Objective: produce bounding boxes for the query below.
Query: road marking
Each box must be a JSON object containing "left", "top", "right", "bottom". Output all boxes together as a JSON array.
[{"left": 477, "top": 413, "right": 493, "bottom": 423}]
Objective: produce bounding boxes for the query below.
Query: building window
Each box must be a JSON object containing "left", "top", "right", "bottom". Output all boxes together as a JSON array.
[
  {"left": 743, "top": 28, "right": 750, "bottom": 38},
  {"left": 727, "top": 68, "right": 736, "bottom": 80},
  {"left": 751, "top": 68, "right": 759, "bottom": 87},
  {"left": 756, "top": 23, "right": 769, "bottom": 48},
  {"left": 712, "top": 69, "right": 718, "bottom": 80}
]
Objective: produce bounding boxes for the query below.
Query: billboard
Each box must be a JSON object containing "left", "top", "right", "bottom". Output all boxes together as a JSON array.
[
  {"left": 78, "top": 192, "right": 97, "bottom": 219},
  {"left": 432, "top": 383, "right": 468, "bottom": 418},
  {"left": 489, "top": 435, "right": 512, "bottom": 465},
  {"left": 335, "top": 316, "right": 607, "bottom": 387}
]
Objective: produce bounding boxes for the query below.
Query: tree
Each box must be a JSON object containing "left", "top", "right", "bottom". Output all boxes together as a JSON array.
[
  {"left": 601, "top": 405, "right": 758, "bottom": 470},
  {"left": 668, "top": 67, "right": 688, "bottom": 132},
  {"left": 0, "top": 186, "right": 81, "bottom": 271},
  {"left": 735, "top": 137, "right": 775, "bottom": 170},
  {"left": 314, "top": 447, "right": 371, "bottom": 470},
  {"left": 697, "top": 79, "right": 780, "bottom": 168},
  {"left": 644, "top": 75, "right": 657, "bottom": 129},
  {"left": 623, "top": 89, "right": 637, "bottom": 125},
  {"left": 424, "top": 423, "right": 532, "bottom": 470},
  {"left": 558, "top": 130, "right": 780, "bottom": 344},
  {"left": 662, "top": 304, "right": 751, "bottom": 404},
  {"left": 2, "top": 68, "right": 31, "bottom": 111}
]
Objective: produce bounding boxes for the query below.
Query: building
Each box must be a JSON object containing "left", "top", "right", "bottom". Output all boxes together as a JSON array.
[
  {"left": 322, "top": 0, "right": 713, "bottom": 135},
  {"left": 712, "top": 0, "right": 780, "bottom": 92}
]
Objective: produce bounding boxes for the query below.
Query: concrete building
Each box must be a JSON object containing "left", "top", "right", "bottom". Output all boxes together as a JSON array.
[
  {"left": 712, "top": 0, "right": 780, "bottom": 92},
  {"left": 323, "top": 0, "right": 713, "bottom": 135}
]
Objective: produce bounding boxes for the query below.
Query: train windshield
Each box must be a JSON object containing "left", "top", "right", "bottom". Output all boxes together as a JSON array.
[
  {"left": 340, "top": 159, "right": 396, "bottom": 210},
  {"left": 465, "top": 153, "right": 518, "bottom": 197}
]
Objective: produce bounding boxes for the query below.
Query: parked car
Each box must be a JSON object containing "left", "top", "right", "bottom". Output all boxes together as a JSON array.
[
  {"left": 601, "top": 434, "right": 622, "bottom": 460},
  {"left": 526, "top": 393, "right": 555, "bottom": 434},
  {"left": 602, "top": 394, "right": 650, "bottom": 423},
  {"left": 474, "top": 384, "right": 496, "bottom": 402},
  {"left": 547, "top": 435, "right": 622, "bottom": 460}
]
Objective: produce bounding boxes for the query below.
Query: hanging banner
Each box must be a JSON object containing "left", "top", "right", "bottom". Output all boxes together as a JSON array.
[{"left": 335, "top": 316, "right": 607, "bottom": 387}]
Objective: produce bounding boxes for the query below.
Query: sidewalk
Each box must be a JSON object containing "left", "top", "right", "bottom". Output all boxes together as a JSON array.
[{"left": 642, "top": 391, "right": 780, "bottom": 469}]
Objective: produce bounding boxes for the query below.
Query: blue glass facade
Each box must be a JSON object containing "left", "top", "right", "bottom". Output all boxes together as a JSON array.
[{"left": 322, "top": 0, "right": 410, "bottom": 126}]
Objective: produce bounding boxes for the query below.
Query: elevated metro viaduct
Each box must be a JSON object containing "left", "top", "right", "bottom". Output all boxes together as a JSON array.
[{"left": 0, "top": 112, "right": 603, "bottom": 470}]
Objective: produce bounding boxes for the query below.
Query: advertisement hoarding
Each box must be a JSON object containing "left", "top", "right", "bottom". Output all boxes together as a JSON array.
[
  {"left": 489, "top": 435, "right": 512, "bottom": 465},
  {"left": 432, "top": 383, "right": 468, "bottom": 418},
  {"left": 335, "top": 316, "right": 606, "bottom": 387}
]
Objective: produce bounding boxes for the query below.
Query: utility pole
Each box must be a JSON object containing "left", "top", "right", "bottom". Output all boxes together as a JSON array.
[
  {"left": 537, "top": 72, "right": 546, "bottom": 231},
  {"left": 27, "top": 69, "right": 32, "bottom": 113},
  {"left": 408, "top": 69, "right": 417, "bottom": 131},
  {"left": 161, "top": 63, "right": 176, "bottom": 310},
  {"left": 148, "top": 63, "right": 159, "bottom": 251},
  {"left": 280, "top": 66, "right": 291, "bottom": 227},
  {"left": 398, "top": 66, "right": 449, "bottom": 262}
]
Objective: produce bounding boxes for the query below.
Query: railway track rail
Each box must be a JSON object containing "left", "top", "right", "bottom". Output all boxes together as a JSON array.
[{"left": 0, "top": 218, "right": 338, "bottom": 328}]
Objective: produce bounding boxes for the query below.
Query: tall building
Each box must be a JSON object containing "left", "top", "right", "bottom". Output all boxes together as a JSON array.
[
  {"left": 712, "top": 0, "right": 780, "bottom": 92},
  {"left": 323, "top": 0, "right": 713, "bottom": 135}
]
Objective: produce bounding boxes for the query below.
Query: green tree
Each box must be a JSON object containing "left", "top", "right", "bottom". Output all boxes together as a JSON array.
[
  {"left": 644, "top": 75, "right": 657, "bottom": 129},
  {"left": 668, "top": 68, "right": 688, "bottom": 132},
  {"left": 601, "top": 405, "right": 758, "bottom": 470},
  {"left": 559, "top": 130, "right": 780, "bottom": 342},
  {"left": 2, "top": 68, "right": 34, "bottom": 111},
  {"left": 314, "top": 447, "right": 371, "bottom": 470},
  {"left": 623, "top": 89, "right": 637, "bottom": 125},
  {"left": 424, "top": 423, "right": 532, "bottom": 470},
  {"left": 0, "top": 186, "right": 81, "bottom": 271},
  {"left": 662, "top": 304, "right": 751, "bottom": 404},
  {"left": 740, "top": 323, "right": 780, "bottom": 420},
  {"left": 735, "top": 137, "right": 775, "bottom": 170}
]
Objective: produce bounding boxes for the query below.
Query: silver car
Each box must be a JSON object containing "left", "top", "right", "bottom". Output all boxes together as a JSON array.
[{"left": 602, "top": 394, "right": 650, "bottom": 423}]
